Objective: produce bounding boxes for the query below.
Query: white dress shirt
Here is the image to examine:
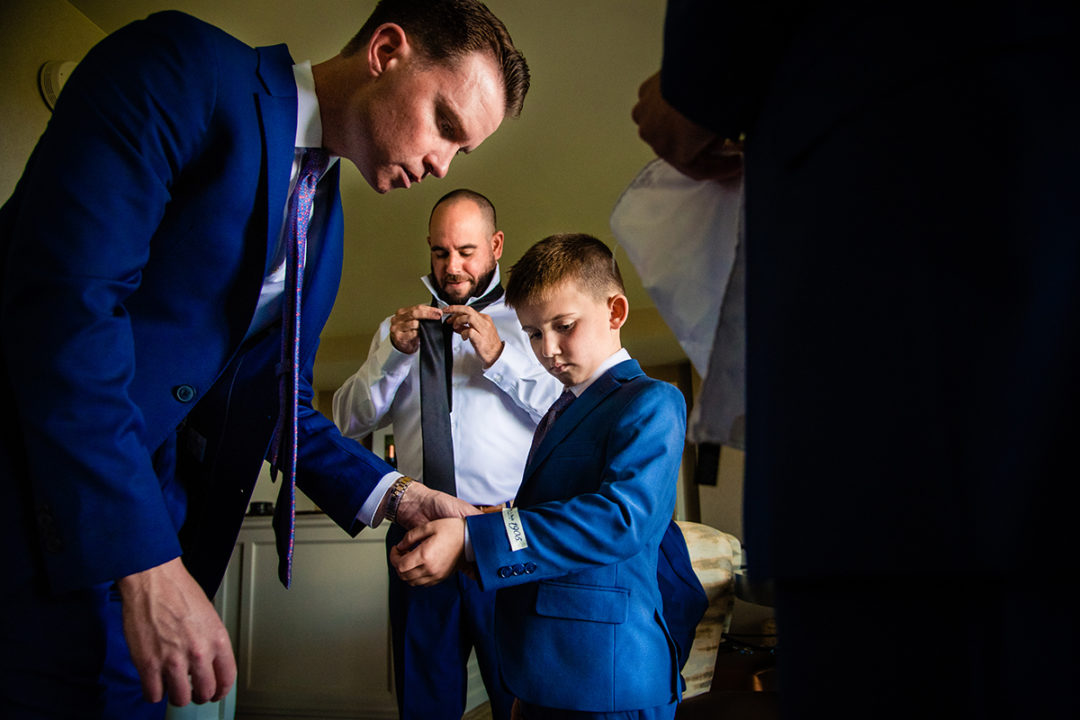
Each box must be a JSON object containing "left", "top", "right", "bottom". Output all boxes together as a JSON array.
[
  {"left": 333, "top": 268, "right": 564, "bottom": 509},
  {"left": 246, "top": 61, "right": 341, "bottom": 339},
  {"left": 243, "top": 62, "right": 401, "bottom": 526}
]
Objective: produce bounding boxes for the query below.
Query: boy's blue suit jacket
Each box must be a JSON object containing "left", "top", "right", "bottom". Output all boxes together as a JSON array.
[
  {"left": 0, "top": 12, "right": 390, "bottom": 597},
  {"left": 467, "top": 359, "right": 692, "bottom": 712}
]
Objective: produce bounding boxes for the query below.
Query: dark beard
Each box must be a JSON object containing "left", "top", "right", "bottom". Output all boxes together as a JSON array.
[{"left": 432, "top": 265, "right": 497, "bottom": 304}]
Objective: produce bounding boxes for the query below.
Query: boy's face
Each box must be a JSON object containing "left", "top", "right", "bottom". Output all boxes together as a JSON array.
[{"left": 517, "top": 279, "right": 627, "bottom": 387}]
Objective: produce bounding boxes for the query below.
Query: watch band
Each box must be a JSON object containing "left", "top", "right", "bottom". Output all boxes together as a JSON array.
[{"left": 385, "top": 476, "right": 414, "bottom": 524}]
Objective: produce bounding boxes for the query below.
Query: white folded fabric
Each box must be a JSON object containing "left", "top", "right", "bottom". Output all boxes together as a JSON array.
[{"left": 610, "top": 158, "right": 745, "bottom": 448}]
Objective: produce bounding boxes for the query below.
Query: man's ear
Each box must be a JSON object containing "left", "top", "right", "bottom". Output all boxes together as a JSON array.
[
  {"left": 367, "top": 23, "right": 410, "bottom": 77},
  {"left": 490, "top": 231, "right": 505, "bottom": 261},
  {"left": 608, "top": 294, "right": 629, "bottom": 329}
]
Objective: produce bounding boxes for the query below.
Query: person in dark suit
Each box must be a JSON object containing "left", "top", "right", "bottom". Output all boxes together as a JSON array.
[
  {"left": 0, "top": 1, "right": 529, "bottom": 717},
  {"left": 634, "top": 1, "right": 1080, "bottom": 717},
  {"left": 392, "top": 234, "right": 691, "bottom": 720}
]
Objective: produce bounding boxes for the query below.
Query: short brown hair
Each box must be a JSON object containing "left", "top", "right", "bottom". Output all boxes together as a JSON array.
[
  {"left": 343, "top": 0, "right": 530, "bottom": 118},
  {"left": 505, "top": 234, "right": 625, "bottom": 309}
]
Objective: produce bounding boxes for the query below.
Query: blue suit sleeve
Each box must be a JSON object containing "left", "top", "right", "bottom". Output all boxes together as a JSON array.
[
  {"left": 296, "top": 341, "right": 393, "bottom": 534},
  {"left": 660, "top": 0, "right": 788, "bottom": 139},
  {"left": 468, "top": 382, "right": 687, "bottom": 590}
]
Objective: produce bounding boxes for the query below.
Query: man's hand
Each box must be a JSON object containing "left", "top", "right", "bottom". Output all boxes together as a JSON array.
[
  {"left": 389, "top": 517, "right": 469, "bottom": 586},
  {"left": 388, "top": 304, "right": 444, "bottom": 354},
  {"left": 117, "top": 557, "right": 236, "bottom": 706},
  {"left": 445, "top": 305, "right": 504, "bottom": 367},
  {"left": 394, "top": 481, "right": 480, "bottom": 530},
  {"left": 631, "top": 72, "right": 743, "bottom": 183}
]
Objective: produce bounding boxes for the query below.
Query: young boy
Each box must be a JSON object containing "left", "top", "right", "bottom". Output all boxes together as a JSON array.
[{"left": 391, "top": 234, "right": 689, "bottom": 720}]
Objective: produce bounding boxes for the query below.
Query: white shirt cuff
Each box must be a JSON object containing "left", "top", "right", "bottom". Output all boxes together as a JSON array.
[{"left": 357, "top": 471, "right": 404, "bottom": 528}]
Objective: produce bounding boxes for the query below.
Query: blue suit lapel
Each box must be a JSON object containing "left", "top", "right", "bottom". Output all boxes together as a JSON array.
[
  {"left": 522, "top": 359, "right": 646, "bottom": 481},
  {"left": 250, "top": 43, "right": 344, "bottom": 363},
  {"left": 254, "top": 43, "right": 299, "bottom": 279}
]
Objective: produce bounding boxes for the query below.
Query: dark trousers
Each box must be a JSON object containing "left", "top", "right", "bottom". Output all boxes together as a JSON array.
[
  {"left": 387, "top": 524, "right": 514, "bottom": 720},
  {"left": 1, "top": 582, "right": 166, "bottom": 719},
  {"left": 774, "top": 577, "right": 1080, "bottom": 719},
  {"left": 519, "top": 700, "right": 677, "bottom": 720}
]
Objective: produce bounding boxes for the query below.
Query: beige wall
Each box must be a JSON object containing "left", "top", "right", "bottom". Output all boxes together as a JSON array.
[{"left": 0, "top": 0, "right": 103, "bottom": 199}]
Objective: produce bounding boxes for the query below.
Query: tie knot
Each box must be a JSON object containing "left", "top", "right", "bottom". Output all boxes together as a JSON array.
[
  {"left": 550, "top": 389, "right": 575, "bottom": 417},
  {"left": 300, "top": 148, "right": 329, "bottom": 180}
]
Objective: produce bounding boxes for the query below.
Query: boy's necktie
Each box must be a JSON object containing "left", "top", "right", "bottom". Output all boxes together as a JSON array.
[
  {"left": 525, "top": 389, "right": 575, "bottom": 468},
  {"left": 270, "top": 148, "right": 328, "bottom": 588}
]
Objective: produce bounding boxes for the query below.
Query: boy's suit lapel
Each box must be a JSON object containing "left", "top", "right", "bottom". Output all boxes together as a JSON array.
[{"left": 521, "top": 359, "right": 645, "bottom": 483}]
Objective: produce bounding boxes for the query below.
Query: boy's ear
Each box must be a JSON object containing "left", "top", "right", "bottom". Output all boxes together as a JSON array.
[{"left": 608, "top": 294, "right": 629, "bottom": 330}]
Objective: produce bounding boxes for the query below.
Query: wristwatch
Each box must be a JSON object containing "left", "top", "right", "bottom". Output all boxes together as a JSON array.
[{"left": 384, "top": 476, "right": 414, "bottom": 524}]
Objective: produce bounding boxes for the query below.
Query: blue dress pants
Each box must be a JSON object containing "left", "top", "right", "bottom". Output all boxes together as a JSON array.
[
  {"left": 1, "top": 581, "right": 166, "bottom": 719},
  {"left": 387, "top": 523, "right": 514, "bottom": 720}
]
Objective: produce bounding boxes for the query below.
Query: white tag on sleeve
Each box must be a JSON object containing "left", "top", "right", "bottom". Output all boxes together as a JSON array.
[{"left": 502, "top": 507, "right": 528, "bottom": 551}]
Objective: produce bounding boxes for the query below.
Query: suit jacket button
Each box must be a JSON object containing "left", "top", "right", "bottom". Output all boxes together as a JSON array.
[
  {"left": 511, "top": 563, "right": 525, "bottom": 576},
  {"left": 173, "top": 384, "right": 197, "bottom": 403},
  {"left": 524, "top": 562, "right": 537, "bottom": 574},
  {"left": 497, "top": 567, "right": 512, "bottom": 578},
  {"left": 36, "top": 504, "right": 62, "bottom": 553}
]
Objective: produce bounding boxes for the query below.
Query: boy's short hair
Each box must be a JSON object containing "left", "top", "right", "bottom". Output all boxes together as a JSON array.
[
  {"left": 505, "top": 233, "right": 625, "bottom": 309},
  {"left": 342, "top": 0, "right": 530, "bottom": 118}
]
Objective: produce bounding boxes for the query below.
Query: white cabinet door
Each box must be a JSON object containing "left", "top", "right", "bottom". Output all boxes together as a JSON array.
[{"left": 229, "top": 516, "right": 395, "bottom": 720}]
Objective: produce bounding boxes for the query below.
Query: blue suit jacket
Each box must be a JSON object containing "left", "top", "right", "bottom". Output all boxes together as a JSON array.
[
  {"left": 0, "top": 12, "right": 390, "bottom": 597},
  {"left": 467, "top": 360, "right": 689, "bottom": 712}
]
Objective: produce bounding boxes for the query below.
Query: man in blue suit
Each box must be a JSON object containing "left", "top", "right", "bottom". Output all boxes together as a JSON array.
[
  {"left": 393, "top": 234, "right": 690, "bottom": 720},
  {"left": 0, "top": 2, "right": 529, "bottom": 717}
]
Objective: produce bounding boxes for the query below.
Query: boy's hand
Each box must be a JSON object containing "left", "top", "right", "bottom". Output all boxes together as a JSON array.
[{"left": 390, "top": 517, "right": 469, "bottom": 586}]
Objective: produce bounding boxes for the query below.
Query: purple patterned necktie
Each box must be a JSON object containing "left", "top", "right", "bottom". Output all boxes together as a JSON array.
[
  {"left": 526, "top": 389, "right": 575, "bottom": 468},
  {"left": 270, "top": 148, "right": 328, "bottom": 587}
]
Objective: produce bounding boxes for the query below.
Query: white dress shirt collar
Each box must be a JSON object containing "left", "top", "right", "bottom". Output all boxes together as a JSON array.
[
  {"left": 571, "top": 348, "right": 631, "bottom": 397},
  {"left": 292, "top": 61, "right": 323, "bottom": 149},
  {"left": 420, "top": 265, "right": 503, "bottom": 309}
]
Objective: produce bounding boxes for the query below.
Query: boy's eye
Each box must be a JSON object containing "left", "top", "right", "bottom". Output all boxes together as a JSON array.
[{"left": 557, "top": 322, "right": 574, "bottom": 333}]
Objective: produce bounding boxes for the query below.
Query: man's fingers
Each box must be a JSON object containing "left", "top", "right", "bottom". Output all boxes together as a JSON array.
[
  {"left": 163, "top": 663, "right": 192, "bottom": 707},
  {"left": 189, "top": 659, "right": 217, "bottom": 705},
  {"left": 637, "top": 71, "right": 659, "bottom": 99},
  {"left": 140, "top": 667, "right": 165, "bottom": 705},
  {"left": 211, "top": 652, "right": 237, "bottom": 702},
  {"left": 404, "top": 304, "right": 444, "bottom": 320}
]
